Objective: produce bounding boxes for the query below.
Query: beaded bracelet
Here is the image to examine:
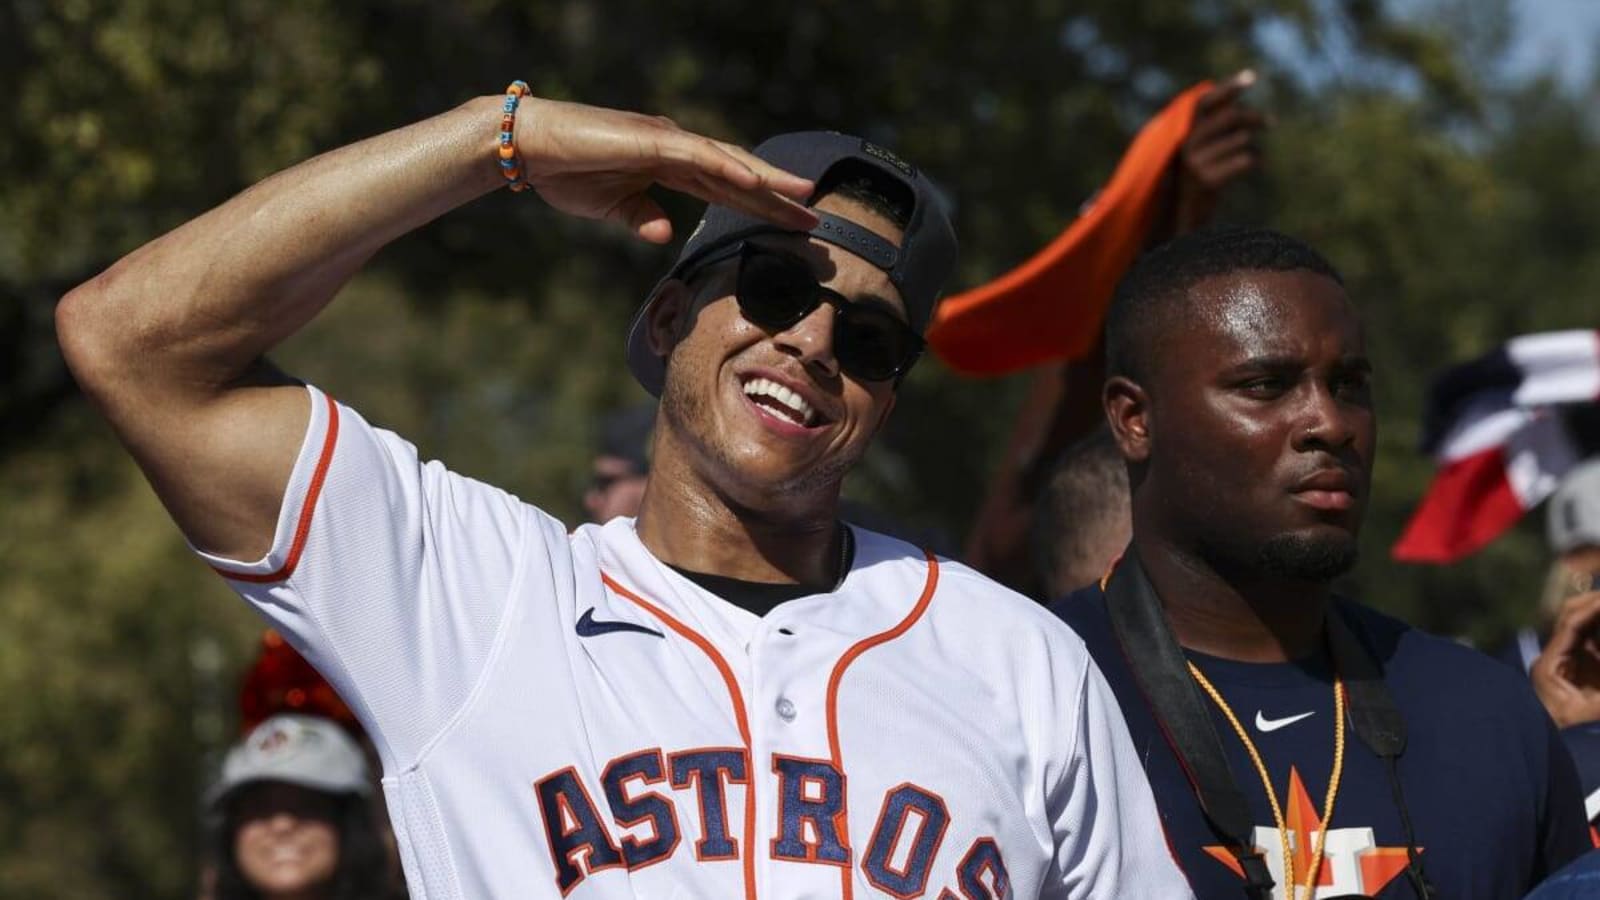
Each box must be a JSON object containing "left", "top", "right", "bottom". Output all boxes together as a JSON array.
[{"left": 498, "top": 80, "right": 532, "bottom": 192}]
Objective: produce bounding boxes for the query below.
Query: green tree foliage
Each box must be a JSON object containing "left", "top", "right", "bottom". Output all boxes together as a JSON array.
[{"left": 2, "top": 0, "right": 1597, "bottom": 894}]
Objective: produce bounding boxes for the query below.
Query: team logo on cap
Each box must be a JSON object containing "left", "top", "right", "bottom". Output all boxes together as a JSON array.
[
  {"left": 249, "top": 718, "right": 319, "bottom": 761},
  {"left": 860, "top": 140, "right": 915, "bottom": 177}
]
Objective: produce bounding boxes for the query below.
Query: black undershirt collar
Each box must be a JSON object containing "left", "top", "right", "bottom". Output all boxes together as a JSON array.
[{"left": 667, "top": 527, "right": 855, "bottom": 618}]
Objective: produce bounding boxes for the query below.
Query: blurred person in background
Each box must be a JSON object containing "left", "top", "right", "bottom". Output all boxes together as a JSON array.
[
  {"left": 241, "top": 631, "right": 409, "bottom": 894},
  {"left": 1503, "top": 459, "right": 1600, "bottom": 677},
  {"left": 1030, "top": 425, "right": 1129, "bottom": 599},
  {"left": 582, "top": 404, "right": 654, "bottom": 523},
  {"left": 1525, "top": 460, "right": 1600, "bottom": 843},
  {"left": 200, "top": 632, "right": 409, "bottom": 899},
  {"left": 206, "top": 713, "right": 394, "bottom": 900}
]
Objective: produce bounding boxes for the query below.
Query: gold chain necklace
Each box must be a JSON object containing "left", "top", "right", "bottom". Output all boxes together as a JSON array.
[{"left": 1188, "top": 661, "right": 1346, "bottom": 899}]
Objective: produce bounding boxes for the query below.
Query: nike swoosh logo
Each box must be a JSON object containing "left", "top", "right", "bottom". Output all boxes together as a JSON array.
[
  {"left": 576, "top": 608, "right": 664, "bottom": 639},
  {"left": 1255, "top": 710, "right": 1315, "bottom": 733}
]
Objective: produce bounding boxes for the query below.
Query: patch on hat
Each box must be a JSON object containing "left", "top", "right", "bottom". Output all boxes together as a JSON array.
[
  {"left": 208, "top": 713, "right": 372, "bottom": 808},
  {"left": 246, "top": 717, "right": 323, "bottom": 764},
  {"left": 860, "top": 140, "right": 915, "bottom": 177}
]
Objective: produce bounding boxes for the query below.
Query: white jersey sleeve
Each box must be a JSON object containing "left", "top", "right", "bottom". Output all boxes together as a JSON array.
[
  {"left": 195, "top": 384, "right": 562, "bottom": 771},
  {"left": 1046, "top": 655, "right": 1191, "bottom": 898}
]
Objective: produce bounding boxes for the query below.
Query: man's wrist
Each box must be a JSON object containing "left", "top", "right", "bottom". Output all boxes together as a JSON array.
[
  {"left": 511, "top": 94, "right": 549, "bottom": 181},
  {"left": 450, "top": 95, "right": 516, "bottom": 193}
]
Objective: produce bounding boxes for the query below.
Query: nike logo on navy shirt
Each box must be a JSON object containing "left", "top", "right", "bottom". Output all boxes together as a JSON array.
[
  {"left": 576, "top": 608, "right": 664, "bottom": 639},
  {"left": 1254, "top": 710, "right": 1315, "bottom": 732}
]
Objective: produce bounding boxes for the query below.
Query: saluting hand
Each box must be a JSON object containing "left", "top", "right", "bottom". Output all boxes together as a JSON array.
[
  {"left": 514, "top": 98, "right": 819, "bottom": 244},
  {"left": 1532, "top": 588, "right": 1600, "bottom": 728}
]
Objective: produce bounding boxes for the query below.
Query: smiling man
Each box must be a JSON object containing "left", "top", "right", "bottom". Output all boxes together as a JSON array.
[
  {"left": 1048, "top": 226, "right": 1590, "bottom": 899},
  {"left": 57, "top": 90, "right": 1188, "bottom": 898}
]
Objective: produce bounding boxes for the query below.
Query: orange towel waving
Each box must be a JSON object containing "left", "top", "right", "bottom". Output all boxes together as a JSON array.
[{"left": 927, "top": 82, "right": 1212, "bottom": 376}]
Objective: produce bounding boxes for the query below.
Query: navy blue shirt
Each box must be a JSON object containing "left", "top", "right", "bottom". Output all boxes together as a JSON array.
[{"left": 1050, "top": 583, "right": 1589, "bottom": 899}]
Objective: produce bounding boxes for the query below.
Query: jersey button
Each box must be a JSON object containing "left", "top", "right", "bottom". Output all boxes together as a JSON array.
[{"left": 775, "top": 697, "right": 797, "bottom": 722}]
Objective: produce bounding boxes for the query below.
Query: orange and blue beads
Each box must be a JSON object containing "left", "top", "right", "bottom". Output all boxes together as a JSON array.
[{"left": 499, "top": 80, "right": 531, "bottom": 192}]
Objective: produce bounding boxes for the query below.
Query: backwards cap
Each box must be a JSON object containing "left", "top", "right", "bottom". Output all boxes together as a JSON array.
[{"left": 625, "top": 131, "right": 958, "bottom": 396}]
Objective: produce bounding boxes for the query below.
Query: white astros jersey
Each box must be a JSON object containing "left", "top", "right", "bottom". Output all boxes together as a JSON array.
[{"left": 198, "top": 386, "right": 1191, "bottom": 899}]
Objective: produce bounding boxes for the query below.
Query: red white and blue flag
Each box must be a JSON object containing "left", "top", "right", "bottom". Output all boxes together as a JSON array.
[{"left": 1393, "top": 330, "right": 1600, "bottom": 563}]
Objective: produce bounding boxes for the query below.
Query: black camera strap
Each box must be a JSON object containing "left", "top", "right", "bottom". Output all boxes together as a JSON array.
[{"left": 1104, "top": 549, "right": 1433, "bottom": 899}]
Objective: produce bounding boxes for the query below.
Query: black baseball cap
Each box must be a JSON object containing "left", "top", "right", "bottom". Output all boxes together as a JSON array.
[{"left": 625, "top": 131, "right": 958, "bottom": 396}]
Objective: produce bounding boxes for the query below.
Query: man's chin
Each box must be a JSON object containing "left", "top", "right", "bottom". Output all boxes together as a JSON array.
[
  {"left": 697, "top": 441, "right": 818, "bottom": 494},
  {"left": 1256, "top": 531, "right": 1359, "bottom": 583}
]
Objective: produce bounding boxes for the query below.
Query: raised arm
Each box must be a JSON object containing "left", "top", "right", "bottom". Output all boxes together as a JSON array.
[{"left": 56, "top": 92, "right": 816, "bottom": 562}]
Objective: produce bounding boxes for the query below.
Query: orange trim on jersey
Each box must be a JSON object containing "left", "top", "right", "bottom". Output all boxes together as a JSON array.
[
  {"left": 601, "top": 573, "right": 759, "bottom": 900},
  {"left": 824, "top": 550, "right": 940, "bottom": 900},
  {"left": 213, "top": 392, "right": 341, "bottom": 584}
]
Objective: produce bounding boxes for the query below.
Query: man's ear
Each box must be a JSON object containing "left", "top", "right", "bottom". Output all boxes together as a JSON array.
[
  {"left": 646, "top": 281, "right": 694, "bottom": 356},
  {"left": 1104, "top": 375, "right": 1151, "bottom": 464}
]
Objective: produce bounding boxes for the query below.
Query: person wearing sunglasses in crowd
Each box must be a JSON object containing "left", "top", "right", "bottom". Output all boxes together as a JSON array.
[
  {"left": 1048, "top": 225, "right": 1589, "bottom": 899},
  {"left": 58, "top": 90, "right": 1191, "bottom": 897}
]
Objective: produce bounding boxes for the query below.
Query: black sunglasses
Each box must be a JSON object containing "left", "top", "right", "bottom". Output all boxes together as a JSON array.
[
  {"left": 587, "top": 471, "right": 636, "bottom": 493},
  {"left": 684, "top": 242, "right": 924, "bottom": 382}
]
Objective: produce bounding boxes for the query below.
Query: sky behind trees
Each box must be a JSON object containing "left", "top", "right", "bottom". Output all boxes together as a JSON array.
[{"left": 1505, "top": 0, "right": 1599, "bottom": 89}]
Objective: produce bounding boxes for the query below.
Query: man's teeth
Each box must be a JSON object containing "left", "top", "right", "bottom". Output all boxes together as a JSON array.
[{"left": 742, "top": 377, "right": 815, "bottom": 426}]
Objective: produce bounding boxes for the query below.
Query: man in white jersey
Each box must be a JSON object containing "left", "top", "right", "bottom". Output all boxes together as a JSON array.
[{"left": 57, "top": 88, "right": 1191, "bottom": 899}]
